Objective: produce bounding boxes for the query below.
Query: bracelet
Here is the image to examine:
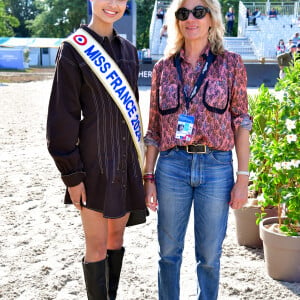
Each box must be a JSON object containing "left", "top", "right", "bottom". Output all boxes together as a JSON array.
[
  {"left": 143, "top": 173, "right": 155, "bottom": 183},
  {"left": 143, "top": 172, "right": 154, "bottom": 175},
  {"left": 236, "top": 171, "right": 249, "bottom": 176}
]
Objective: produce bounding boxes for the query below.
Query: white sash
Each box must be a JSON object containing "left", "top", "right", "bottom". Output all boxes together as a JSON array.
[{"left": 66, "top": 28, "right": 144, "bottom": 170}]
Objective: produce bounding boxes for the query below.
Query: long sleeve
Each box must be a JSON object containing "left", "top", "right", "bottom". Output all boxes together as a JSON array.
[
  {"left": 46, "top": 43, "right": 86, "bottom": 187},
  {"left": 144, "top": 62, "right": 163, "bottom": 148},
  {"left": 230, "top": 54, "right": 252, "bottom": 133}
]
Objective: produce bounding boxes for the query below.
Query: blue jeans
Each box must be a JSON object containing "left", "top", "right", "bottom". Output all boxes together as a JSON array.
[{"left": 155, "top": 148, "right": 234, "bottom": 300}]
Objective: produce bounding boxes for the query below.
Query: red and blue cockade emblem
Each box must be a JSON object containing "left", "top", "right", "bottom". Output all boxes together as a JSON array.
[{"left": 73, "top": 35, "right": 87, "bottom": 45}]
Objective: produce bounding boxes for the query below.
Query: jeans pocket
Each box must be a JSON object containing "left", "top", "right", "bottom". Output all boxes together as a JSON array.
[
  {"left": 159, "top": 149, "right": 175, "bottom": 158},
  {"left": 209, "top": 150, "right": 232, "bottom": 165}
]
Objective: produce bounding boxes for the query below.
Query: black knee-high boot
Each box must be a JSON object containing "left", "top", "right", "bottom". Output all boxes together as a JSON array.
[
  {"left": 107, "top": 247, "right": 125, "bottom": 300},
  {"left": 82, "top": 257, "right": 108, "bottom": 300}
]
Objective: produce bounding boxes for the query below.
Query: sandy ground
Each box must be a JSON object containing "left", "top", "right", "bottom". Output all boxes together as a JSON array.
[{"left": 0, "top": 78, "right": 299, "bottom": 300}]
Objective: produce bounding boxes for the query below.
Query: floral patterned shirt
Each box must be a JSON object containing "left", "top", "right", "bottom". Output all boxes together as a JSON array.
[{"left": 144, "top": 46, "right": 252, "bottom": 151}]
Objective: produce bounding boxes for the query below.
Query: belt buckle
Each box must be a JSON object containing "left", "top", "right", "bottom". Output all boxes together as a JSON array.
[{"left": 187, "top": 144, "right": 207, "bottom": 154}]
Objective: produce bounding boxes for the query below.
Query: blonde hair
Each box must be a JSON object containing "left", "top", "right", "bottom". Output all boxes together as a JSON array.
[{"left": 164, "top": 0, "right": 225, "bottom": 58}]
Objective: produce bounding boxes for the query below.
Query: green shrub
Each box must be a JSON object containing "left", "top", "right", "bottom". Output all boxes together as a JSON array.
[{"left": 249, "top": 58, "right": 300, "bottom": 236}]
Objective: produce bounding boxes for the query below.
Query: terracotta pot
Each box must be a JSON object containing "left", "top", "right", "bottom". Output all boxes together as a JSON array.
[
  {"left": 260, "top": 217, "right": 300, "bottom": 283},
  {"left": 233, "top": 206, "right": 278, "bottom": 248}
]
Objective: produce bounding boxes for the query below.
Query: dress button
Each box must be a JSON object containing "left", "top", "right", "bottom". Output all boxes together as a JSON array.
[
  {"left": 122, "top": 137, "right": 126, "bottom": 141},
  {"left": 122, "top": 120, "right": 126, "bottom": 124}
]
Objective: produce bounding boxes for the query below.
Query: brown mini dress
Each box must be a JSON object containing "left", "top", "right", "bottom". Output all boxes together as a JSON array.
[{"left": 47, "top": 25, "right": 147, "bottom": 226}]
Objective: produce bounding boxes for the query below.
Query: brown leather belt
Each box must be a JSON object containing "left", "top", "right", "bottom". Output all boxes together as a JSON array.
[{"left": 174, "top": 144, "right": 213, "bottom": 154}]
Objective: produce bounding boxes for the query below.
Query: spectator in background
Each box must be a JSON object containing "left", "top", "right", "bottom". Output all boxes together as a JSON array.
[
  {"left": 225, "top": 7, "right": 235, "bottom": 36},
  {"left": 277, "top": 44, "right": 297, "bottom": 78},
  {"left": 160, "top": 24, "right": 168, "bottom": 42},
  {"left": 157, "top": 7, "right": 165, "bottom": 24},
  {"left": 246, "top": 8, "right": 251, "bottom": 25},
  {"left": 276, "top": 39, "right": 286, "bottom": 56},
  {"left": 247, "top": 8, "right": 261, "bottom": 26},
  {"left": 286, "top": 39, "right": 294, "bottom": 50},
  {"left": 250, "top": 8, "right": 261, "bottom": 25},
  {"left": 291, "top": 32, "right": 300, "bottom": 45},
  {"left": 268, "top": 8, "right": 278, "bottom": 19}
]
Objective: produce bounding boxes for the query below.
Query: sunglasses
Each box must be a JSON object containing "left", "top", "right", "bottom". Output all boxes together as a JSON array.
[{"left": 175, "top": 5, "right": 210, "bottom": 21}]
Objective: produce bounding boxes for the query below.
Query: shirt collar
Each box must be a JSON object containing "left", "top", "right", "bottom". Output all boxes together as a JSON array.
[{"left": 179, "top": 43, "right": 211, "bottom": 62}]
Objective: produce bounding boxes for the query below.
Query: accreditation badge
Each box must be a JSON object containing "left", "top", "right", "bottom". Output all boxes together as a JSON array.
[{"left": 175, "top": 114, "right": 194, "bottom": 141}]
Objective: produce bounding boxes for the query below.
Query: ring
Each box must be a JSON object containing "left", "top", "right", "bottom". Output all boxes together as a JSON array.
[{"left": 74, "top": 202, "right": 80, "bottom": 204}]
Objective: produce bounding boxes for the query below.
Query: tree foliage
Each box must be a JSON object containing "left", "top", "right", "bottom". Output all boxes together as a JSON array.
[
  {"left": 1, "top": 0, "right": 240, "bottom": 41},
  {"left": 0, "top": 0, "right": 20, "bottom": 36},
  {"left": 27, "top": 0, "right": 87, "bottom": 38},
  {"left": 136, "top": 0, "right": 155, "bottom": 49},
  {"left": 3, "top": 0, "right": 40, "bottom": 37}
]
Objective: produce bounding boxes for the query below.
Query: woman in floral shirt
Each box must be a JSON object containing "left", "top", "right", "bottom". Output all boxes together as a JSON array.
[{"left": 143, "top": 0, "right": 252, "bottom": 299}]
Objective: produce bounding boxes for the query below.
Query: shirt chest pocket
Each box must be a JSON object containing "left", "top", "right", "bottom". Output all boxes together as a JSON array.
[
  {"left": 158, "top": 83, "right": 180, "bottom": 115},
  {"left": 202, "top": 80, "right": 230, "bottom": 114}
]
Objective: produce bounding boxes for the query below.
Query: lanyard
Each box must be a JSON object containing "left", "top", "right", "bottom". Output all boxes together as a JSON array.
[{"left": 175, "top": 50, "right": 215, "bottom": 110}]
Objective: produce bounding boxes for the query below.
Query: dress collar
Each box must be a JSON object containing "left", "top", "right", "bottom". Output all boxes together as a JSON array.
[{"left": 80, "top": 25, "right": 121, "bottom": 43}]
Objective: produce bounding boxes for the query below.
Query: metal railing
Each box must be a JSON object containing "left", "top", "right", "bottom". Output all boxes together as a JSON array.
[
  {"left": 157, "top": 1, "right": 172, "bottom": 9},
  {"left": 243, "top": 1, "right": 300, "bottom": 18}
]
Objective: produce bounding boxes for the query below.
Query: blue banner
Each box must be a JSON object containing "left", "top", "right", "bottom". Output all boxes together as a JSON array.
[{"left": 0, "top": 48, "right": 24, "bottom": 70}]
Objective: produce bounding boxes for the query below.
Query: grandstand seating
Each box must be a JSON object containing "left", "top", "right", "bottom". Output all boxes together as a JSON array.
[
  {"left": 149, "top": 1, "right": 300, "bottom": 62},
  {"left": 223, "top": 37, "right": 256, "bottom": 60},
  {"left": 245, "top": 15, "right": 298, "bottom": 59}
]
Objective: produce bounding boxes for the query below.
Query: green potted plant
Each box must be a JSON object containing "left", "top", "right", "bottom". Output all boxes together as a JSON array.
[
  {"left": 23, "top": 48, "right": 30, "bottom": 68},
  {"left": 233, "top": 93, "right": 278, "bottom": 249},
  {"left": 250, "top": 59, "right": 300, "bottom": 282}
]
